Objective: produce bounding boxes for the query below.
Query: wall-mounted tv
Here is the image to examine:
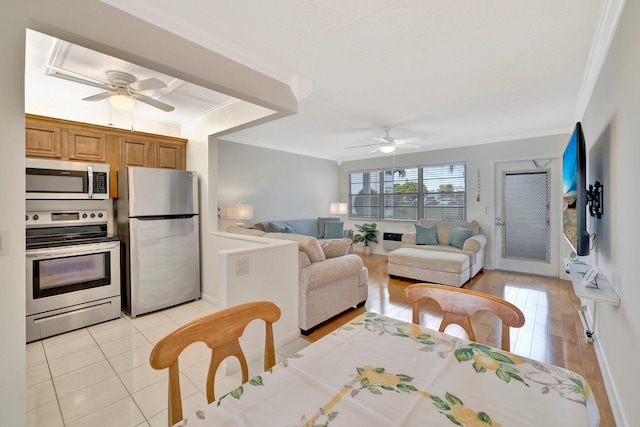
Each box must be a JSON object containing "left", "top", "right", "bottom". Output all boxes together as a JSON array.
[{"left": 562, "top": 122, "right": 589, "bottom": 256}]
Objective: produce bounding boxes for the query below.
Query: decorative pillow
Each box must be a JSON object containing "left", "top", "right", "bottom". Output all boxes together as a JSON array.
[
  {"left": 266, "top": 221, "right": 285, "bottom": 233},
  {"left": 318, "top": 216, "right": 341, "bottom": 238},
  {"left": 415, "top": 224, "right": 438, "bottom": 245},
  {"left": 320, "top": 238, "right": 352, "bottom": 258},
  {"left": 324, "top": 221, "right": 345, "bottom": 239},
  {"left": 265, "top": 233, "right": 326, "bottom": 262},
  {"left": 449, "top": 224, "right": 474, "bottom": 249},
  {"left": 282, "top": 225, "right": 295, "bottom": 233}
]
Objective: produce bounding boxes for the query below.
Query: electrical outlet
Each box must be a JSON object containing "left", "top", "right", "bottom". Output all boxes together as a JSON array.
[
  {"left": 236, "top": 258, "right": 250, "bottom": 276},
  {"left": 0, "top": 230, "right": 7, "bottom": 256}
]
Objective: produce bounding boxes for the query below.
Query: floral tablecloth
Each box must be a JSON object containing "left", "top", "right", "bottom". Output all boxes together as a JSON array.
[{"left": 178, "top": 312, "right": 599, "bottom": 426}]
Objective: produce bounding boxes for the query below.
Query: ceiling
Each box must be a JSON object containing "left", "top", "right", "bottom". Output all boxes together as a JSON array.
[{"left": 26, "top": 1, "right": 616, "bottom": 162}]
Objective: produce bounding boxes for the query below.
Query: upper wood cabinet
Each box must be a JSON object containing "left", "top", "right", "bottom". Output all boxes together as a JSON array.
[
  {"left": 26, "top": 114, "right": 188, "bottom": 197},
  {"left": 120, "top": 137, "right": 186, "bottom": 170},
  {"left": 68, "top": 129, "right": 107, "bottom": 162},
  {"left": 25, "top": 122, "right": 63, "bottom": 159}
]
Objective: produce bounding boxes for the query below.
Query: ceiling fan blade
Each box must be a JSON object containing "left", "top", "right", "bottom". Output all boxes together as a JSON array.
[
  {"left": 370, "top": 146, "right": 381, "bottom": 153},
  {"left": 345, "top": 142, "right": 381, "bottom": 149},
  {"left": 397, "top": 143, "right": 420, "bottom": 149},
  {"left": 132, "top": 93, "right": 175, "bottom": 112},
  {"left": 82, "top": 92, "right": 114, "bottom": 102},
  {"left": 395, "top": 135, "right": 429, "bottom": 144},
  {"left": 130, "top": 77, "right": 167, "bottom": 92}
]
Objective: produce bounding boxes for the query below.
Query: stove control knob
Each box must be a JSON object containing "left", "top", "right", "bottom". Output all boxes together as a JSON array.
[
  {"left": 82, "top": 213, "right": 88, "bottom": 219},
  {"left": 26, "top": 215, "right": 29, "bottom": 221},
  {"left": 90, "top": 213, "right": 96, "bottom": 218},
  {"left": 98, "top": 213, "right": 104, "bottom": 218},
  {"left": 33, "top": 215, "right": 39, "bottom": 221}
]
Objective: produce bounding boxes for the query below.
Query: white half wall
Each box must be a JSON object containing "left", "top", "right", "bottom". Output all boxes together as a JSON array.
[{"left": 211, "top": 232, "right": 299, "bottom": 364}]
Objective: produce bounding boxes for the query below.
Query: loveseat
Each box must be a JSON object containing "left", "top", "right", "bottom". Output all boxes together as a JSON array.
[
  {"left": 388, "top": 219, "right": 486, "bottom": 287},
  {"left": 252, "top": 217, "right": 353, "bottom": 241},
  {"left": 227, "top": 226, "right": 368, "bottom": 334}
]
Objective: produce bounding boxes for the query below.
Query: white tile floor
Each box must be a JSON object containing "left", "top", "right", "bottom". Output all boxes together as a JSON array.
[{"left": 25, "top": 300, "right": 311, "bottom": 427}]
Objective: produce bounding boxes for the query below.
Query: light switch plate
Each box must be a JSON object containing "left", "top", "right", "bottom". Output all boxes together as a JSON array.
[{"left": 0, "top": 230, "right": 8, "bottom": 256}]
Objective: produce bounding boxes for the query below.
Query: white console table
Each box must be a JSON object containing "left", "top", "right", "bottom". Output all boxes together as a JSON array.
[
  {"left": 566, "top": 259, "right": 619, "bottom": 342},
  {"left": 567, "top": 260, "right": 620, "bottom": 306}
]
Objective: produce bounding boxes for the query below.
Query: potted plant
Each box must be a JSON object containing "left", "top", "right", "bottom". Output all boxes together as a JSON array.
[{"left": 353, "top": 223, "right": 378, "bottom": 255}]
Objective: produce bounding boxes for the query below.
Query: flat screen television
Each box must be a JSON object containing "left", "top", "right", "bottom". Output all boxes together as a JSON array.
[{"left": 562, "top": 122, "right": 589, "bottom": 256}]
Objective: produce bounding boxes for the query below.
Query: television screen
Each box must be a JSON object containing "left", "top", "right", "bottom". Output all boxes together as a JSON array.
[{"left": 562, "top": 122, "right": 589, "bottom": 256}]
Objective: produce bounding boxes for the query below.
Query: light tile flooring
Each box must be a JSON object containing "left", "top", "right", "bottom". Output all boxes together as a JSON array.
[{"left": 26, "top": 299, "right": 311, "bottom": 427}]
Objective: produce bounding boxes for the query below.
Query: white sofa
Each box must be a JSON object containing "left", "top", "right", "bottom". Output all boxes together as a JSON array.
[
  {"left": 388, "top": 220, "right": 486, "bottom": 287},
  {"left": 227, "top": 226, "right": 368, "bottom": 334}
]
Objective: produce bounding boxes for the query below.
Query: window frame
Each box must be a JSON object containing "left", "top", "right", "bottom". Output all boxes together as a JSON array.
[{"left": 348, "top": 162, "right": 467, "bottom": 222}]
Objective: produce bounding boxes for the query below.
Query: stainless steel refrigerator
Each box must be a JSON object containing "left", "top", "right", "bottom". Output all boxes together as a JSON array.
[{"left": 117, "top": 167, "right": 200, "bottom": 317}]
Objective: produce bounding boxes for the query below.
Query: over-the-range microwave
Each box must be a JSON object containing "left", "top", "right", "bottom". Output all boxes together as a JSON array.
[{"left": 26, "top": 158, "right": 110, "bottom": 200}]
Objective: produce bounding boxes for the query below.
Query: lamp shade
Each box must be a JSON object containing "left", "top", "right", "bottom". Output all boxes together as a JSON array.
[
  {"left": 226, "top": 203, "right": 253, "bottom": 220},
  {"left": 330, "top": 202, "right": 348, "bottom": 215}
]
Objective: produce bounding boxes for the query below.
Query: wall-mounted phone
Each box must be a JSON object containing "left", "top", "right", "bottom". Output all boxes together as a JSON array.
[{"left": 582, "top": 266, "right": 599, "bottom": 287}]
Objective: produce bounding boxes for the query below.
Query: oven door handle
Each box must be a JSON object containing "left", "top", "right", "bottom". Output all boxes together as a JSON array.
[{"left": 26, "top": 242, "right": 120, "bottom": 258}]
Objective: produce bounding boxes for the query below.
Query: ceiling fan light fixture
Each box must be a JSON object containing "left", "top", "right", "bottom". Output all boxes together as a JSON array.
[
  {"left": 380, "top": 145, "right": 396, "bottom": 153},
  {"left": 109, "top": 94, "right": 134, "bottom": 111}
]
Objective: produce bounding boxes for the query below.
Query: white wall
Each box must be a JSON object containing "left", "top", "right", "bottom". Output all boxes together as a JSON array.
[
  {"left": 579, "top": 1, "right": 640, "bottom": 424},
  {"left": 339, "top": 134, "right": 567, "bottom": 270},
  {"left": 0, "top": 3, "right": 26, "bottom": 423}
]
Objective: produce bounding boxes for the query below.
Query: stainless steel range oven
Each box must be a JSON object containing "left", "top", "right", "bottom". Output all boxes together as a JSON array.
[{"left": 26, "top": 209, "right": 121, "bottom": 342}]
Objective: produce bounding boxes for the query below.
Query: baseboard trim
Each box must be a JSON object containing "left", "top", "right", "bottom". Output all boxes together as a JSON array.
[
  {"left": 200, "top": 293, "right": 218, "bottom": 307},
  {"left": 593, "top": 324, "right": 628, "bottom": 426}
]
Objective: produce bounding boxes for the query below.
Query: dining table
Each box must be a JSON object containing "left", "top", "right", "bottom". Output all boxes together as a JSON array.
[{"left": 177, "top": 312, "right": 599, "bottom": 426}]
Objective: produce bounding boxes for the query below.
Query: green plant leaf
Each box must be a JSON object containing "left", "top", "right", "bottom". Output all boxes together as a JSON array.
[
  {"left": 469, "top": 343, "right": 492, "bottom": 351},
  {"left": 397, "top": 374, "right": 414, "bottom": 383},
  {"left": 230, "top": 386, "right": 244, "bottom": 399},
  {"left": 373, "top": 367, "right": 386, "bottom": 374},
  {"left": 432, "top": 401, "right": 451, "bottom": 411},
  {"left": 454, "top": 348, "right": 474, "bottom": 362},
  {"left": 495, "top": 368, "right": 511, "bottom": 383},
  {"left": 472, "top": 362, "right": 487, "bottom": 373},
  {"left": 249, "top": 376, "right": 264, "bottom": 386},
  {"left": 445, "top": 392, "right": 463, "bottom": 406},
  {"left": 360, "top": 378, "right": 370, "bottom": 388},
  {"left": 484, "top": 350, "right": 515, "bottom": 364},
  {"left": 445, "top": 414, "right": 463, "bottom": 426},
  {"left": 368, "top": 387, "right": 383, "bottom": 395},
  {"left": 397, "top": 384, "right": 417, "bottom": 393},
  {"left": 477, "top": 412, "right": 492, "bottom": 424},
  {"left": 356, "top": 367, "right": 364, "bottom": 375}
]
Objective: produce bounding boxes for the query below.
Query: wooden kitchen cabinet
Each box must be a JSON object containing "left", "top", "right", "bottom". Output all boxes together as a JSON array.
[
  {"left": 120, "top": 137, "right": 186, "bottom": 170},
  {"left": 68, "top": 129, "right": 107, "bottom": 162},
  {"left": 26, "top": 114, "right": 188, "bottom": 198},
  {"left": 25, "top": 122, "right": 63, "bottom": 159}
]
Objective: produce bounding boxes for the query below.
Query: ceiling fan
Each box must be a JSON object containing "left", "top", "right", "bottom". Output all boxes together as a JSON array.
[
  {"left": 345, "top": 126, "right": 426, "bottom": 153},
  {"left": 46, "top": 67, "right": 175, "bottom": 112}
]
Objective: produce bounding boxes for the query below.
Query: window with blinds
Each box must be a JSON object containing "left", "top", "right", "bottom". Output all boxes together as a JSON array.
[{"left": 349, "top": 163, "right": 466, "bottom": 221}]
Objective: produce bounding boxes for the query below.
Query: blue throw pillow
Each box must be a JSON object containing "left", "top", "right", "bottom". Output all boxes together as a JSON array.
[
  {"left": 324, "top": 221, "right": 345, "bottom": 239},
  {"left": 415, "top": 224, "right": 438, "bottom": 245},
  {"left": 449, "top": 224, "right": 474, "bottom": 249},
  {"left": 282, "top": 225, "right": 294, "bottom": 233},
  {"left": 266, "top": 221, "right": 286, "bottom": 233}
]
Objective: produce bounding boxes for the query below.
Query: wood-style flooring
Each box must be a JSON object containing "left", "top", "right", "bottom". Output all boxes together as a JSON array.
[{"left": 304, "top": 253, "right": 616, "bottom": 427}]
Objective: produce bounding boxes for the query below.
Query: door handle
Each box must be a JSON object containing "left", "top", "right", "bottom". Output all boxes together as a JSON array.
[{"left": 495, "top": 217, "right": 505, "bottom": 226}]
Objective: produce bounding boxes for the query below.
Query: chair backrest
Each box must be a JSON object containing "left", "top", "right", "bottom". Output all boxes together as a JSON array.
[
  {"left": 149, "top": 301, "right": 281, "bottom": 426},
  {"left": 404, "top": 283, "right": 524, "bottom": 351}
]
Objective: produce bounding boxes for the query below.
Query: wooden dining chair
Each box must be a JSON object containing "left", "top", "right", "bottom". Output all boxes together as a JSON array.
[
  {"left": 404, "top": 283, "right": 525, "bottom": 351},
  {"left": 149, "top": 301, "right": 281, "bottom": 426}
]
